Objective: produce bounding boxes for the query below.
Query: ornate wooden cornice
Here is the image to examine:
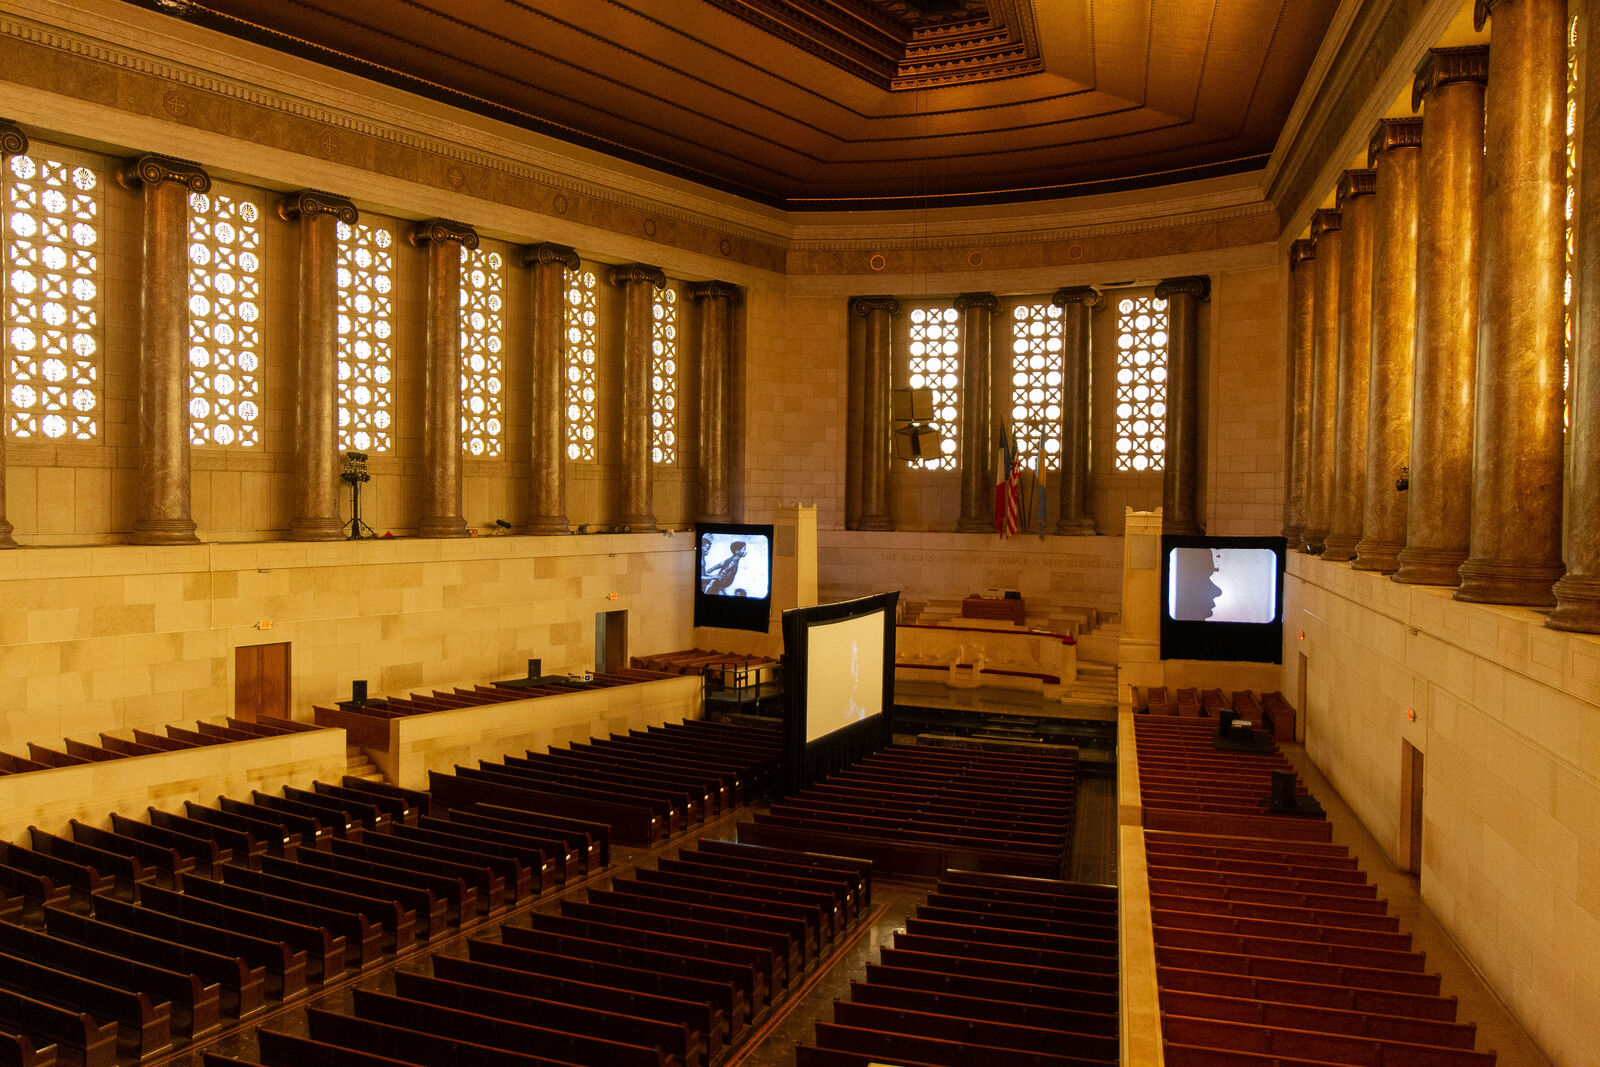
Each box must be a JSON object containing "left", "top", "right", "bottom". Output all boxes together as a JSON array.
[
  {"left": 116, "top": 154, "right": 210, "bottom": 193},
  {"left": 1368, "top": 118, "right": 1424, "bottom": 166},
  {"left": 1051, "top": 285, "right": 1103, "bottom": 310},
  {"left": 1155, "top": 276, "right": 1211, "bottom": 302},
  {"left": 517, "top": 242, "right": 580, "bottom": 271},
  {"left": 608, "top": 263, "right": 666, "bottom": 289},
  {"left": 1291, "top": 238, "right": 1317, "bottom": 266},
  {"left": 277, "top": 189, "right": 358, "bottom": 224},
  {"left": 1312, "top": 208, "right": 1343, "bottom": 237},
  {"left": 954, "top": 292, "right": 998, "bottom": 312},
  {"left": 1412, "top": 45, "right": 1490, "bottom": 112},
  {"left": 852, "top": 295, "right": 901, "bottom": 317},
  {"left": 1336, "top": 168, "right": 1377, "bottom": 206},
  {"left": 408, "top": 217, "right": 478, "bottom": 248},
  {"left": 0, "top": 118, "right": 27, "bottom": 158},
  {"left": 688, "top": 280, "right": 743, "bottom": 303}
]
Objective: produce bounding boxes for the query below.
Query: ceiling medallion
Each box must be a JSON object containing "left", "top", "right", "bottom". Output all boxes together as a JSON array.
[
  {"left": 967, "top": 250, "right": 983, "bottom": 267},
  {"left": 1067, "top": 243, "right": 1084, "bottom": 262},
  {"left": 869, "top": 253, "right": 887, "bottom": 271},
  {"left": 161, "top": 90, "right": 189, "bottom": 118}
]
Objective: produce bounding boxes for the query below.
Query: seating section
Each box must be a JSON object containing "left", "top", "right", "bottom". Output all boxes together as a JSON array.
[
  {"left": 797, "top": 870, "right": 1118, "bottom": 1067},
  {"left": 1134, "top": 687, "right": 1297, "bottom": 741},
  {"left": 0, "top": 717, "right": 325, "bottom": 778},
  {"left": 631, "top": 649, "right": 777, "bottom": 684},
  {"left": 1136, "top": 716, "right": 1498, "bottom": 1067},
  {"left": 739, "top": 744, "right": 1075, "bottom": 877},
  {"left": 433, "top": 718, "right": 781, "bottom": 846}
]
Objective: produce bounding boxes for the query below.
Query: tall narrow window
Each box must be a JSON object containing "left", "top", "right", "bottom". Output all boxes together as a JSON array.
[
  {"left": 565, "top": 265, "right": 598, "bottom": 461},
  {"left": 1009, "top": 301, "right": 1064, "bottom": 469},
  {"left": 336, "top": 219, "right": 394, "bottom": 452},
  {"left": 1114, "top": 293, "right": 1168, "bottom": 471},
  {"left": 1565, "top": 12, "right": 1578, "bottom": 428},
  {"left": 5, "top": 152, "right": 101, "bottom": 440},
  {"left": 907, "top": 304, "right": 960, "bottom": 470},
  {"left": 188, "top": 189, "right": 262, "bottom": 447},
  {"left": 651, "top": 284, "right": 678, "bottom": 464},
  {"left": 460, "top": 244, "right": 504, "bottom": 457}
]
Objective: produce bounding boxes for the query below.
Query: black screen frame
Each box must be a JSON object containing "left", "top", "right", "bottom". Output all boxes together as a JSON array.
[
  {"left": 693, "top": 522, "right": 775, "bottom": 633},
  {"left": 1159, "top": 534, "right": 1286, "bottom": 663}
]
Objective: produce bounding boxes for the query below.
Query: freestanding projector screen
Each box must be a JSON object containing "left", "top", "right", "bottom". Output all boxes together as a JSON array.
[
  {"left": 803, "top": 612, "right": 885, "bottom": 744},
  {"left": 693, "top": 523, "right": 774, "bottom": 632},
  {"left": 1160, "top": 535, "right": 1285, "bottom": 663}
]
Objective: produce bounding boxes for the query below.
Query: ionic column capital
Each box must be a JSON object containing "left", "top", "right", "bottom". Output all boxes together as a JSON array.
[
  {"left": 409, "top": 217, "right": 478, "bottom": 249},
  {"left": 852, "top": 295, "right": 901, "bottom": 318},
  {"left": 278, "top": 189, "right": 358, "bottom": 224},
  {"left": 608, "top": 262, "right": 665, "bottom": 289},
  {"left": 117, "top": 154, "right": 210, "bottom": 193},
  {"left": 1368, "top": 118, "right": 1424, "bottom": 165},
  {"left": 954, "top": 291, "right": 998, "bottom": 312},
  {"left": 1337, "top": 168, "right": 1377, "bottom": 206},
  {"left": 1051, "top": 285, "right": 1102, "bottom": 309},
  {"left": 518, "top": 242, "right": 580, "bottom": 271},
  {"left": 0, "top": 118, "right": 28, "bottom": 158},
  {"left": 1155, "top": 275, "right": 1211, "bottom": 302},
  {"left": 1413, "top": 45, "right": 1491, "bottom": 111},
  {"left": 688, "top": 279, "right": 743, "bottom": 303}
]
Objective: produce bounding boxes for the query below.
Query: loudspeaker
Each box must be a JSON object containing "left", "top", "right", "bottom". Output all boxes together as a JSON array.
[
  {"left": 1269, "top": 769, "right": 1298, "bottom": 811},
  {"left": 351, "top": 679, "right": 368, "bottom": 706},
  {"left": 527, "top": 658, "right": 542, "bottom": 680}
]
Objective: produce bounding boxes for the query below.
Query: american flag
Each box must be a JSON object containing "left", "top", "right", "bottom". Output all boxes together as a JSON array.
[{"left": 994, "top": 432, "right": 1022, "bottom": 538}]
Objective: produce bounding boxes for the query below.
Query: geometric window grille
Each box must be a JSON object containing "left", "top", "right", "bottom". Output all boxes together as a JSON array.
[
  {"left": 650, "top": 284, "right": 677, "bottom": 465},
  {"left": 906, "top": 304, "right": 960, "bottom": 470},
  {"left": 1009, "top": 301, "right": 1064, "bottom": 471},
  {"left": 1114, "top": 293, "right": 1168, "bottom": 472},
  {"left": 4, "top": 152, "right": 100, "bottom": 440},
  {"left": 459, "top": 244, "right": 504, "bottom": 458},
  {"left": 1565, "top": 12, "right": 1578, "bottom": 430},
  {"left": 187, "top": 189, "right": 262, "bottom": 447},
  {"left": 336, "top": 219, "right": 394, "bottom": 452},
  {"left": 565, "top": 265, "right": 598, "bottom": 462}
]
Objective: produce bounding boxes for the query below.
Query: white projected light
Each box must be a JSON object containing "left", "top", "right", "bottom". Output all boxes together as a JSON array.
[
  {"left": 1167, "top": 547, "right": 1279, "bottom": 623},
  {"left": 804, "top": 612, "right": 885, "bottom": 744}
]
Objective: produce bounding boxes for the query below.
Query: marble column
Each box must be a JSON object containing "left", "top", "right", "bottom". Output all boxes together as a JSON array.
[
  {"left": 955, "top": 292, "right": 997, "bottom": 533},
  {"left": 1322, "top": 169, "right": 1376, "bottom": 562},
  {"left": 690, "top": 279, "right": 742, "bottom": 524},
  {"left": 853, "top": 296, "right": 900, "bottom": 532},
  {"left": 609, "top": 263, "right": 665, "bottom": 532},
  {"left": 1457, "top": 0, "right": 1567, "bottom": 606},
  {"left": 1283, "top": 240, "right": 1317, "bottom": 545},
  {"left": 1155, "top": 276, "right": 1209, "bottom": 536},
  {"left": 1353, "top": 123, "right": 1423, "bottom": 572},
  {"left": 1052, "top": 286, "right": 1100, "bottom": 535},
  {"left": 1302, "top": 209, "right": 1342, "bottom": 554},
  {"left": 409, "top": 218, "right": 477, "bottom": 539},
  {"left": 118, "top": 154, "right": 209, "bottom": 546},
  {"left": 1395, "top": 46, "right": 1489, "bottom": 587},
  {"left": 520, "top": 242, "right": 579, "bottom": 534},
  {"left": 280, "top": 191, "right": 357, "bottom": 541},
  {"left": 1548, "top": 20, "right": 1600, "bottom": 630},
  {"left": 0, "top": 119, "right": 27, "bottom": 548}
]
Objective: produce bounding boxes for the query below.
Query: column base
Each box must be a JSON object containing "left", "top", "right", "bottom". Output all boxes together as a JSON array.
[
  {"left": 1453, "top": 557, "right": 1562, "bottom": 607},
  {"left": 617, "top": 514, "right": 658, "bottom": 533},
  {"left": 0, "top": 518, "right": 15, "bottom": 549},
  {"left": 1350, "top": 537, "right": 1404, "bottom": 573},
  {"left": 1162, "top": 517, "right": 1200, "bottom": 536},
  {"left": 1546, "top": 573, "right": 1600, "bottom": 633},
  {"left": 698, "top": 512, "right": 733, "bottom": 526},
  {"left": 288, "top": 517, "right": 345, "bottom": 542},
  {"left": 1391, "top": 545, "right": 1466, "bottom": 586},
  {"left": 856, "top": 514, "right": 894, "bottom": 532},
  {"left": 417, "top": 515, "right": 469, "bottom": 538},
  {"left": 525, "top": 515, "right": 571, "bottom": 535},
  {"left": 1282, "top": 523, "right": 1304, "bottom": 545},
  {"left": 1320, "top": 533, "right": 1359, "bottom": 562},
  {"left": 131, "top": 516, "right": 200, "bottom": 545},
  {"left": 956, "top": 517, "right": 996, "bottom": 534},
  {"left": 1299, "top": 527, "right": 1328, "bottom": 554}
]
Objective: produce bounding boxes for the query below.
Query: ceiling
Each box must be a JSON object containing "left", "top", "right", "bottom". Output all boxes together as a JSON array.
[{"left": 128, "top": 0, "right": 1341, "bottom": 211}]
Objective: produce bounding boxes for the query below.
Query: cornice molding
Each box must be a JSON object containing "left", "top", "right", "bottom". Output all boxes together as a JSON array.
[
  {"left": 0, "top": 118, "right": 27, "bottom": 157},
  {"left": 115, "top": 153, "right": 209, "bottom": 192},
  {"left": 278, "top": 189, "right": 358, "bottom": 224},
  {"left": 517, "top": 242, "right": 580, "bottom": 271},
  {"left": 1051, "top": 286, "right": 1103, "bottom": 310},
  {"left": 608, "top": 263, "right": 666, "bottom": 289}
]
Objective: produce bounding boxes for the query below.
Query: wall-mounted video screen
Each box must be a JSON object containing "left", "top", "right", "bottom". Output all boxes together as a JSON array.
[
  {"left": 693, "top": 523, "right": 774, "bottom": 632},
  {"left": 1160, "top": 535, "right": 1285, "bottom": 663}
]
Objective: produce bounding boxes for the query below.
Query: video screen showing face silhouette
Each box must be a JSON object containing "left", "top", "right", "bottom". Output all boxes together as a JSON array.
[
  {"left": 698, "top": 533, "right": 771, "bottom": 599},
  {"left": 1167, "top": 547, "right": 1279, "bottom": 623}
]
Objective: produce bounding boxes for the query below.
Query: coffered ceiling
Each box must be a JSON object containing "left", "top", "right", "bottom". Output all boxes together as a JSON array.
[{"left": 126, "top": 0, "right": 1341, "bottom": 210}]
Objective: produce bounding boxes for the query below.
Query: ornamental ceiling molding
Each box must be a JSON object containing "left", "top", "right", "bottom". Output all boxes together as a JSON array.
[{"left": 0, "top": 5, "right": 795, "bottom": 250}]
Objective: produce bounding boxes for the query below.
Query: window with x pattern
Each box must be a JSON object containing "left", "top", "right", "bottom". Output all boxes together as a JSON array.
[
  {"left": 565, "top": 265, "right": 598, "bottom": 462},
  {"left": 460, "top": 244, "right": 504, "bottom": 457},
  {"left": 1009, "top": 301, "right": 1064, "bottom": 470},
  {"left": 336, "top": 219, "right": 394, "bottom": 452},
  {"left": 906, "top": 304, "right": 960, "bottom": 469},
  {"left": 1113, "top": 293, "right": 1168, "bottom": 472},
  {"left": 187, "top": 188, "right": 262, "bottom": 447},
  {"left": 651, "top": 284, "right": 678, "bottom": 464}
]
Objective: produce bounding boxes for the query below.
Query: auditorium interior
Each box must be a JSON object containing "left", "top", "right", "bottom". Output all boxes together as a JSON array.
[{"left": 0, "top": 0, "right": 1596, "bottom": 1065}]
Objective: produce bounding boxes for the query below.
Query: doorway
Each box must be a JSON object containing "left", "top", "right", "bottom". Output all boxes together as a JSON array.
[
  {"left": 235, "top": 641, "right": 291, "bottom": 722},
  {"left": 595, "top": 610, "right": 628, "bottom": 675},
  {"left": 1400, "top": 740, "right": 1425, "bottom": 874}
]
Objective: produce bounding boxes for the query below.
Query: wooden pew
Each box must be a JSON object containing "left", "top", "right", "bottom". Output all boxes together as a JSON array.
[
  {"left": 1156, "top": 965, "right": 1460, "bottom": 1022},
  {"left": 183, "top": 801, "right": 301, "bottom": 857},
  {"left": 808, "top": 1020, "right": 1095, "bottom": 1067},
  {"left": 335, "top": 776, "right": 430, "bottom": 820},
  {"left": 0, "top": 840, "right": 112, "bottom": 901},
  {"left": 90, "top": 895, "right": 308, "bottom": 1001},
  {"left": 560, "top": 899, "right": 786, "bottom": 993},
  {"left": 300, "top": 1010, "right": 575, "bottom": 1067},
  {"left": 415, "top": 816, "right": 572, "bottom": 885},
  {"left": 287, "top": 784, "right": 387, "bottom": 831},
  {"left": 219, "top": 796, "right": 331, "bottom": 850},
  {"left": 0, "top": 950, "right": 170, "bottom": 1061},
  {"left": 170, "top": 877, "right": 368, "bottom": 972},
  {"left": 218, "top": 863, "right": 412, "bottom": 955},
  {"left": 328, "top": 834, "right": 513, "bottom": 909},
  {"left": 877, "top": 946, "right": 1116, "bottom": 999},
  {"left": 147, "top": 807, "right": 264, "bottom": 867},
  {"left": 432, "top": 767, "right": 654, "bottom": 847},
  {"left": 1159, "top": 1014, "right": 1495, "bottom": 1067},
  {"left": 1157, "top": 988, "right": 1479, "bottom": 1049},
  {"left": 862, "top": 962, "right": 1117, "bottom": 1017},
  {"left": 612, "top": 876, "right": 821, "bottom": 958},
  {"left": 137, "top": 882, "right": 345, "bottom": 982},
  {"left": 443, "top": 805, "right": 602, "bottom": 872},
  {"left": 383, "top": 823, "right": 545, "bottom": 895},
  {"left": 0, "top": 859, "right": 70, "bottom": 912},
  {"left": 833, "top": 999, "right": 1118, "bottom": 1061},
  {"left": 111, "top": 813, "right": 233, "bottom": 874},
  {"left": 0, "top": 1026, "right": 57, "bottom": 1067},
  {"left": 69, "top": 821, "right": 193, "bottom": 880},
  {"left": 850, "top": 980, "right": 1117, "bottom": 1039},
  {"left": 0, "top": 987, "right": 118, "bottom": 1067},
  {"left": 258, "top": 853, "right": 451, "bottom": 938}
]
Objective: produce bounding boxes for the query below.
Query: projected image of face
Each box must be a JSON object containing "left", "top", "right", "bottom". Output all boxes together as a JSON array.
[{"left": 1169, "top": 547, "right": 1279, "bottom": 623}]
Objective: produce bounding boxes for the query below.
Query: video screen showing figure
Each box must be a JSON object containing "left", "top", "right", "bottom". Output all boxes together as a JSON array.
[
  {"left": 698, "top": 533, "right": 770, "bottom": 599},
  {"left": 1167, "top": 547, "right": 1280, "bottom": 623}
]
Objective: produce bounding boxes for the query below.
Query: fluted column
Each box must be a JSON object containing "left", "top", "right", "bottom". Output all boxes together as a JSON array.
[
  {"left": 1457, "top": 0, "right": 1567, "bottom": 605},
  {"left": 1395, "top": 47, "right": 1489, "bottom": 586},
  {"left": 1283, "top": 240, "right": 1317, "bottom": 544},
  {"left": 1052, "top": 286, "right": 1100, "bottom": 535},
  {"left": 1354, "top": 123, "right": 1423, "bottom": 572},
  {"left": 0, "top": 120, "right": 27, "bottom": 548},
  {"left": 1548, "top": 20, "right": 1600, "bottom": 630},
  {"left": 1302, "top": 209, "right": 1343, "bottom": 553},
  {"left": 1155, "top": 276, "right": 1209, "bottom": 536},
  {"left": 280, "top": 191, "right": 357, "bottom": 541},
  {"left": 521, "top": 242, "right": 579, "bottom": 534},
  {"left": 955, "top": 292, "right": 997, "bottom": 532},
  {"left": 118, "top": 155, "right": 209, "bottom": 545},
  {"left": 610, "top": 263, "right": 665, "bottom": 532},
  {"left": 409, "top": 218, "right": 477, "bottom": 538},
  {"left": 690, "top": 279, "right": 742, "bottom": 524},
  {"left": 1323, "top": 169, "right": 1376, "bottom": 562},
  {"left": 853, "top": 296, "right": 900, "bottom": 531}
]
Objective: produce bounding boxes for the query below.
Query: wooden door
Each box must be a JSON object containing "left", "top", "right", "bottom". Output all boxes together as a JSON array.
[{"left": 235, "top": 642, "right": 291, "bottom": 722}]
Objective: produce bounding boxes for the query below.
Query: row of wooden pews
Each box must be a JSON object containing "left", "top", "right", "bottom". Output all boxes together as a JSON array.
[
  {"left": 1136, "top": 716, "right": 1497, "bottom": 1066},
  {"left": 206, "top": 840, "right": 871, "bottom": 1067},
  {"left": 798, "top": 870, "right": 1118, "bottom": 1067},
  {"left": 741, "top": 744, "right": 1076, "bottom": 877},
  {"left": 1137, "top": 687, "right": 1297, "bottom": 741},
  {"left": 0, "top": 716, "right": 326, "bottom": 777},
  {"left": 435, "top": 718, "right": 782, "bottom": 846}
]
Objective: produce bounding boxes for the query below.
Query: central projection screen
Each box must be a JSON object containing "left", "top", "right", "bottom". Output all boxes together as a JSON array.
[{"left": 802, "top": 611, "right": 886, "bottom": 744}]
